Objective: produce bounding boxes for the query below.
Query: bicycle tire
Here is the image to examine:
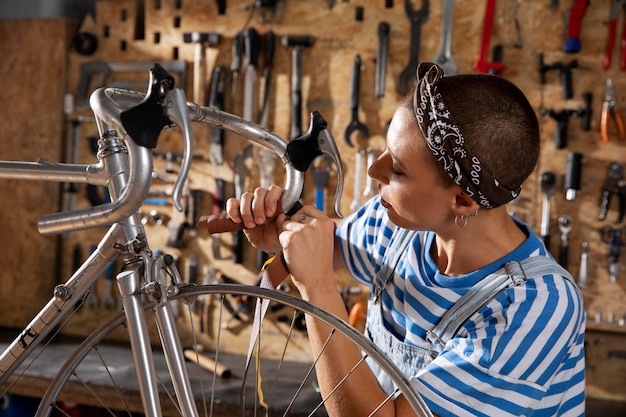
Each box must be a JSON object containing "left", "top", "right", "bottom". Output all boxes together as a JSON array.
[{"left": 35, "top": 283, "right": 432, "bottom": 417}]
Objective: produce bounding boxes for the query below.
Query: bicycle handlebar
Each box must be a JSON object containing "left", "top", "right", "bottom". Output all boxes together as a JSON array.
[{"left": 37, "top": 63, "right": 344, "bottom": 236}]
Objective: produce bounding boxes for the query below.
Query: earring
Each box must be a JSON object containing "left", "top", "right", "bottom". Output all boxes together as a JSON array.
[{"left": 454, "top": 214, "right": 468, "bottom": 229}]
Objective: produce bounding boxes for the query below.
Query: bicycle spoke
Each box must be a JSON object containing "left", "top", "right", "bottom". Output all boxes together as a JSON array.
[{"left": 34, "top": 284, "right": 431, "bottom": 417}]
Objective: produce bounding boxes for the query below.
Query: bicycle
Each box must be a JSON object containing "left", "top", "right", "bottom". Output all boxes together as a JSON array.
[{"left": 0, "top": 64, "right": 433, "bottom": 417}]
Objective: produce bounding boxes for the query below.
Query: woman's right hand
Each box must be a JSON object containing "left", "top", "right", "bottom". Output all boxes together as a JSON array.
[{"left": 225, "top": 184, "right": 286, "bottom": 255}]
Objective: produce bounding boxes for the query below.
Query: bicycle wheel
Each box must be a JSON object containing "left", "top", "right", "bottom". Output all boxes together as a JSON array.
[{"left": 35, "top": 283, "right": 432, "bottom": 417}]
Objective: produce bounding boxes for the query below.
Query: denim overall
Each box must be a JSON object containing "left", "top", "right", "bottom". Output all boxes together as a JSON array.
[{"left": 364, "top": 229, "right": 572, "bottom": 395}]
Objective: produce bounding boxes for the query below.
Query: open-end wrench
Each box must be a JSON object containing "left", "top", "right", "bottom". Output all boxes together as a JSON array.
[
  {"left": 363, "top": 147, "right": 377, "bottom": 199},
  {"left": 558, "top": 215, "right": 573, "bottom": 269},
  {"left": 578, "top": 241, "right": 588, "bottom": 288},
  {"left": 345, "top": 54, "right": 369, "bottom": 148},
  {"left": 540, "top": 171, "right": 556, "bottom": 252},
  {"left": 350, "top": 148, "right": 366, "bottom": 212},
  {"left": 375, "top": 22, "right": 390, "bottom": 98},
  {"left": 474, "top": 0, "right": 503, "bottom": 75},
  {"left": 431, "top": 0, "right": 457, "bottom": 75},
  {"left": 396, "top": 0, "right": 431, "bottom": 96}
]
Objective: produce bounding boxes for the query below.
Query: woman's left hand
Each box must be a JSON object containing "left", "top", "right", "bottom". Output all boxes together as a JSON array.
[{"left": 278, "top": 205, "right": 336, "bottom": 298}]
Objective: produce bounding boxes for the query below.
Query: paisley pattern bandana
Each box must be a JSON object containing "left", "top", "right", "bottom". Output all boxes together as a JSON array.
[{"left": 412, "top": 62, "right": 520, "bottom": 208}]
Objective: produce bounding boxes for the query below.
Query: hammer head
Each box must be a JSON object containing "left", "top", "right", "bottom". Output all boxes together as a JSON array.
[
  {"left": 183, "top": 32, "right": 221, "bottom": 45},
  {"left": 281, "top": 35, "right": 315, "bottom": 48}
]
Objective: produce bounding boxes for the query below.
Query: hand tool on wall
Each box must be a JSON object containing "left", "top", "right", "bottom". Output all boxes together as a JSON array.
[
  {"left": 578, "top": 241, "right": 588, "bottom": 288},
  {"left": 604, "top": 0, "right": 626, "bottom": 70},
  {"left": 350, "top": 148, "right": 366, "bottom": 212},
  {"left": 601, "top": 78, "right": 626, "bottom": 144},
  {"left": 233, "top": 146, "right": 254, "bottom": 263},
  {"left": 183, "top": 32, "right": 222, "bottom": 105},
  {"left": 600, "top": 226, "right": 626, "bottom": 282},
  {"left": 540, "top": 92, "right": 592, "bottom": 149},
  {"left": 396, "top": 0, "right": 431, "bottom": 95},
  {"left": 538, "top": 53, "right": 577, "bottom": 99},
  {"left": 599, "top": 161, "right": 626, "bottom": 223},
  {"left": 311, "top": 156, "right": 331, "bottom": 212},
  {"left": 539, "top": 171, "right": 556, "bottom": 252},
  {"left": 183, "top": 349, "right": 232, "bottom": 378},
  {"left": 282, "top": 35, "right": 315, "bottom": 139},
  {"left": 212, "top": 178, "right": 226, "bottom": 260},
  {"left": 363, "top": 148, "right": 377, "bottom": 200},
  {"left": 259, "top": 30, "right": 276, "bottom": 128},
  {"left": 230, "top": 31, "right": 245, "bottom": 113},
  {"left": 244, "top": 0, "right": 284, "bottom": 23},
  {"left": 209, "top": 66, "right": 227, "bottom": 166},
  {"left": 375, "top": 21, "right": 390, "bottom": 98},
  {"left": 564, "top": 0, "right": 589, "bottom": 53},
  {"left": 243, "top": 28, "right": 261, "bottom": 123},
  {"left": 564, "top": 152, "right": 583, "bottom": 201},
  {"left": 345, "top": 54, "right": 370, "bottom": 148},
  {"left": 431, "top": 0, "right": 457, "bottom": 75},
  {"left": 474, "top": 0, "right": 503, "bottom": 75},
  {"left": 557, "top": 215, "right": 573, "bottom": 269}
]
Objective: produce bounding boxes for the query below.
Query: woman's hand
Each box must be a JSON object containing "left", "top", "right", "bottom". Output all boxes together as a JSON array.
[
  {"left": 279, "top": 205, "right": 337, "bottom": 299},
  {"left": 225, "top": 185, "right": 286, "bottom": 255}
]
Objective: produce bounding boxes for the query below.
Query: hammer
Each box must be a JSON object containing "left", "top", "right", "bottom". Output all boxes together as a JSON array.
[
  {"left": 183, "top": 32, "right": 221, "bottom": 104},
  {"left": 281, "top": 35, "right": 315, "bottom": 139}
]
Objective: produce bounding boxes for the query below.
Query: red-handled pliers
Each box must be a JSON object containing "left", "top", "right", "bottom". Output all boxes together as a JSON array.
[
  {"left": 604, "top": 0, "right": 626, "bottom": 70},
  {"left": 601, "top": 78, "right": 626, "bottom": 144}
]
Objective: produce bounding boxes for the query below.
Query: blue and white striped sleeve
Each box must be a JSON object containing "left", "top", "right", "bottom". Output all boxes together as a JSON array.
[
  {"left": 336, "top": 196, "right": 392, "bottom": 286},
  {"left": 411, "top": 273, "right": 586, "bottom": 417}
]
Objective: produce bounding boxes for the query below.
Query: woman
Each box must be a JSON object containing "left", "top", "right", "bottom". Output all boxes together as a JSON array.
[{"left": 224, "top": 62, "right": 586, "bottom": 416}]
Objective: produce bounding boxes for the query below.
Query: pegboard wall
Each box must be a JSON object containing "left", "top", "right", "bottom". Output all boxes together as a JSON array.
[{"left": 2, "top": 0, "right": 626, "bottom": 402}]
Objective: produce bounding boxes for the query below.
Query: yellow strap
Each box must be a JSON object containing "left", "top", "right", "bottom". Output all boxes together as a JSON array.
[{"left": 255, "top": 337, "right": 269, "bottom": 414}]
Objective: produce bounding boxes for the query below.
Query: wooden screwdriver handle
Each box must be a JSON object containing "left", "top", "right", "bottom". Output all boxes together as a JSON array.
[{"left": 184, "top": 349, "right": 232, "bottom": 378}]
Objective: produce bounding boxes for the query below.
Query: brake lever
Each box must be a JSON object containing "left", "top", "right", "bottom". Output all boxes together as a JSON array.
[
  {"left": 163, "top": 89, "right": 193, "bottom": 212},
  {"left": 286, "top": 111, "right": 344, "bottom": 218}
]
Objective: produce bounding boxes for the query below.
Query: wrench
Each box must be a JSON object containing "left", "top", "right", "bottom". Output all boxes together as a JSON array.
[
  {"left": 431, "top": 0, "right": 457, "bottom": 75},
  {"left": 539, "top": 171, "right": 556, "bottom": 251},
  {"left": 362, "top": 147, "right": 377, "bottom": 199},
  {"left": 558, "top": 215, "right": 573, "bottom": 269},
  {"left": 375, "top": 22, "right": 390, "bottom": 98},
  {"left": 345, "top": 54, "right": 369, "bottom": 147},
  {"left": 396, "top": 0, "right": 431, "bottom": 96},
  {"left": 350, "top": 148, "right": 366, "bottom": 212},
  {"left": 311, "top": 156, "right": 331, "bottom": 212},
  {"left": 578, "top": 241, "right": 588, "bottom": 289}
]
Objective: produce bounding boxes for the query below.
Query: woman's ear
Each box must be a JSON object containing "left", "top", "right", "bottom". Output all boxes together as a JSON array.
[{"left": 454, "top": 192, "right": 480, "bottom": 217}]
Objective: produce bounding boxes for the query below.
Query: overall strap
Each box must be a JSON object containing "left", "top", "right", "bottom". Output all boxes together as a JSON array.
[
  {"left": 372, "top": 227, "right": 416, "bottom": 304},
  {"left": 426, "top": 256, "right": 574, "bottom": 356}
]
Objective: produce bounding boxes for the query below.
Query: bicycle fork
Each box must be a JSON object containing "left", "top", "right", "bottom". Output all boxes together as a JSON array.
[{"left": 117, "top": 250, "right": 199, "bottom": 417}]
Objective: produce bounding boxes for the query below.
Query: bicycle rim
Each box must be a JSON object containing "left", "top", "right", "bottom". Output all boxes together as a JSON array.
[{"left": 35, "top": 283, "right": 432, "bottom": 417}]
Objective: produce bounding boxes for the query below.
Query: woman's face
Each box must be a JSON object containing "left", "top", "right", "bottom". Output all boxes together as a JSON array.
[{"left": 368, "top": 106, "right": 458, "bottom": 231}]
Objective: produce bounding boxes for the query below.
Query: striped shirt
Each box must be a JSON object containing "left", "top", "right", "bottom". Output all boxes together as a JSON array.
[{"left": 336, "top": 196, "right": 586, "bottom": 416}]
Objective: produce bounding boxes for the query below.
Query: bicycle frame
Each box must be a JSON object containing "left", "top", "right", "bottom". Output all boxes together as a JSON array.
[{"left": 0, "top": 64, "right": 344, "bottom": 417}]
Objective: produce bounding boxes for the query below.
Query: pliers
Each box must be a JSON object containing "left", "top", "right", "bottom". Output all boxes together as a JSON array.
[
  {"left": 604, "top": 0, "right": 626, "bottom": 70},
  {"left": 601, "top": 78, "right": 626, "bottom": 144},
  {"left": 599, "top": 161, "right": 626, "bottom": 223}
]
